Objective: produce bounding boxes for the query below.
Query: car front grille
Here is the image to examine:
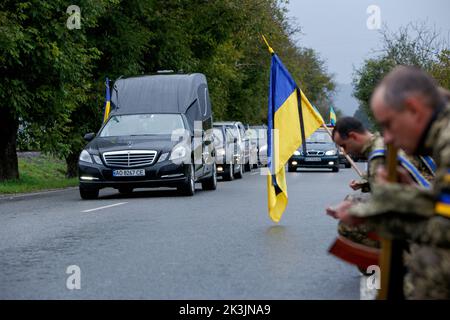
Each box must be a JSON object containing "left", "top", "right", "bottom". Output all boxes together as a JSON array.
[
  {"left": 102, "top": 150, "right": 157, "bottom": 168},
  {"left": 307, "top": 150, "right": 325, "bottom": 156}
]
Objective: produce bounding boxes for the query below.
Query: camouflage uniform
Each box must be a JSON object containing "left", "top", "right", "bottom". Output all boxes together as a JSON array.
[
  {"left": 349, "top": 103, "right": 450, "bottom": 299},
  {"left": 337, "top": 133, "right": 385, "bottom": 249}
]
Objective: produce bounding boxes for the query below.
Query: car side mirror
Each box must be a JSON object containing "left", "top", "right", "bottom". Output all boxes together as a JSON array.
[{"left": 84, "top": 132, "right": 95, "bottom": 142}]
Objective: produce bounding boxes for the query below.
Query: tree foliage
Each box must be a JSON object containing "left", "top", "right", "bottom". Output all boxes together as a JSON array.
[
  {"left": 353, "top": 22, "right": 450, "bottom": 130},
  {"left": 0, "top": 0, "right": 335, "bottom": 180}
]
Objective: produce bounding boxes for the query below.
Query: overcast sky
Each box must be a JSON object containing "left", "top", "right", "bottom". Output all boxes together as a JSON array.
[{"left": 287, "top": 0, "right": 450, "bottom": 85}]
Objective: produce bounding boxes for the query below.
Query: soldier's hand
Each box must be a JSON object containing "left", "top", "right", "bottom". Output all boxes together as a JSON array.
[
  {"left": 326, "top": 201, "right": 363, "bottom": 225},
  {"left": 375, "top": 166, "right": 416, "bottom": 185},
  {"left": 349, "top": 180, "right": 363, "bottom": 190},
  {"left": 327, "top": 200, "right": 364, "bottom": 225}
]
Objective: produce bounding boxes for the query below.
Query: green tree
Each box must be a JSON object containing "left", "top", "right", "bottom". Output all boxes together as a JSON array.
[{"left": 0, "top": 0, "right": 105, "bottom": 181}]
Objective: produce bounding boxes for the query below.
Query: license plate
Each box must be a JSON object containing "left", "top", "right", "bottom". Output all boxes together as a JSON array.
[
  {"left": 304, "top": 157, "right": 321, "bottom": 162},
  {"left": 113, "top": 169, "right": 145, "bottom": 177}
]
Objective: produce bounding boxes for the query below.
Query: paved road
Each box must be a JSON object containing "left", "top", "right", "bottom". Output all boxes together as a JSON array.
[{"left": 0, "top": 164, "right": 365, "bottom": 299}]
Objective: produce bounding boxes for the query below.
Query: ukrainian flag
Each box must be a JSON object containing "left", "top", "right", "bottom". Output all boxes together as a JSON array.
[
  {"left": 103, "top": 77, "right": 111, "bottom": 123},
  {"left": 329, "top": 106, "right": 337, "bottom": 126},
  {"left": 267, "top": 53, "right": 323, "bottom": 222},
  {"left": 312, "top": 104, "right": 325, "bottom": 124}
]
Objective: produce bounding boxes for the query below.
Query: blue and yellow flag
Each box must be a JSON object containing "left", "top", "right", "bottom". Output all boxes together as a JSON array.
[
  {"left": 103, "top": 77, "right": 111, "bottom": 123},
  {"left": 312, "top": 104, "right": 325, "bottom": 124},
  {"left": 329, "top": 106, "right": 337, "bottom": 126},
  {"left": 267, "top": 52, "right": 323, "bottom": 223}
]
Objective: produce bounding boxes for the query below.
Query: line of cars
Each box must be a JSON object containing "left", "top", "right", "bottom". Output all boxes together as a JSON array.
[{"left": 78, "top": 73, "right": 267, "bottom": 199}]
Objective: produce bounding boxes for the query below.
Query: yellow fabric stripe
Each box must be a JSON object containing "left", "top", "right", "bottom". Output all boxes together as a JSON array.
[
  {"left": 267, "top": 169, "right": 288, "bottom": 223},
  {"left": 444, "top": 174, "right": 450, "bottom": 183},
  {"left": 103, "top": 101, "right": 111, "bottom": 123},
  {"left": 435, "top": 202, "right": 450, "bottom": 218},
  {"left": 273, "top": 90, "right": 301, "bottom": 173},
  {"left": 300, "top": 90, "right": 325, "bottom": 129}
]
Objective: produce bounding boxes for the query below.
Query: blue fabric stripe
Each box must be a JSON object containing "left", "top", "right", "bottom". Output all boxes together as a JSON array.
[
  {"left": 368, "top": 149, "right": 430, "bottom": 188},
  {"left": 270, "top": 54, "right": 297, "bottom": 113},
  {"left": 368, "top": 149, "right": 385, "bottom": 161},
  {"left": 267, "top": 54, "right": 298, "bottom": 174},
  {"left": 439, "top": 193, "right": 450, "bottom": 204},
  {"left": 398, "top": 155, "right": 430, "bottom": 188},
  {"left": 421, "top": 156, "right": 436, "bottom": 174}
]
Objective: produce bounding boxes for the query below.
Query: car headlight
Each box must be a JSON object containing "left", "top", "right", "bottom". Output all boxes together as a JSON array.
[
  {"left": 158, "top": 152, "right": 169, "bottom": 163},
  {"left": 79, "top": 150, "right": 93, "bottom": 163},
  {"left": 325, "top": 150, "right": 337, "bottom": 156},
  {"left": 293, "top": 150, "right": 301, "bottom": 156},
  {"left": 169, "top": 145, "right": 187, "bottom": 161},
  {"left": 92, "top": 155, "right": 102, "bottom": 165}
]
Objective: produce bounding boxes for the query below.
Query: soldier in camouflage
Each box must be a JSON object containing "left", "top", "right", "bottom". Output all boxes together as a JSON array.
[
  {"left": 334, "top": 66, "right": 450, "bottom": 299},
  {"left": 328, "top": 117, "right": 435, "bottom": 249}
]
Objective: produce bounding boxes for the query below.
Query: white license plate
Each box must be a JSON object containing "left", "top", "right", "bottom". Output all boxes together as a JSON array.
[
  {"left": 113, "top": 169, "right": 145, "bottom": 177},
  {"left": 304, "top": 157, "right": 321, "bottom": 162}
]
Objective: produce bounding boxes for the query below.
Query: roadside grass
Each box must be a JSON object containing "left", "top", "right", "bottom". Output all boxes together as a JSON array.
[{"left": 0, "top": 154, "right": 78, "bottom": 194}]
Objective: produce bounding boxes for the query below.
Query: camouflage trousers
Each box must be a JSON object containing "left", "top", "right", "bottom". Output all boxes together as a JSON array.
[
  {"left": 404, "top": 244, "right": 450, "bottom": 299},
  {"left": 337, "top": 222, "right": 380, "bottom": 248}
]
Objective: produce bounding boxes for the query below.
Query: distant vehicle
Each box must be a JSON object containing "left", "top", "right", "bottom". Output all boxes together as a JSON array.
[
  {"left": 212, "top": 125, "right": 243, "bottom": 180},
  {"left": 338, "top": 150, "right": 352, "bottom": 168},
  {"left": 288, "top": 128, "right": 340, "bottom": 172},
  {"left": 247, "top": 125, "right": 268, "bottom": 167},
  {"left": 213, "top": 121, "right": 252, "bottom": 171},
  {"left": 78, "top": 73, "right": 217, "bottom": 199}
]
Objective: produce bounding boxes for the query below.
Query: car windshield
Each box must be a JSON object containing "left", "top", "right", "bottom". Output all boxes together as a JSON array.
[
  {"left": 306, "top": 131, "right": 332, "bottom": 144},
  {"left": 99, "top": 114, "right": 185, "bottom": 137}
]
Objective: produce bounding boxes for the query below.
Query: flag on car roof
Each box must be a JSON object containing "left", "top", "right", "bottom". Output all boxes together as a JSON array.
[
  {"left": 103, "top": 77, "right": 111, "bottom": 123},
  {"left": 329, "top": 105, "right": 337, "bottom": 126},
  {"left": 264, "top": 36, "right": 323, "bottom": 222}
]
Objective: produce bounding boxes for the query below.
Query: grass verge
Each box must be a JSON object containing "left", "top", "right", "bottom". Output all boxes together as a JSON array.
[{"left": 0, "top": 154, "right": 78, "bottom": 195}]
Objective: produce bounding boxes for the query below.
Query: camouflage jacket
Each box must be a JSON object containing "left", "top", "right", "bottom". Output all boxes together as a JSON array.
[
  {"left": 349, "top": 103, "right": 450, "bottom": 247},
  {"left": 356, "top": 133, "right": 385, "bottom": 193}
]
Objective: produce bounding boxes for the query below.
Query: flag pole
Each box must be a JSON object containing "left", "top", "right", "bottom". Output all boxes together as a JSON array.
[{"left": 261, "top": 34, "right": 275, "bottom": 55}]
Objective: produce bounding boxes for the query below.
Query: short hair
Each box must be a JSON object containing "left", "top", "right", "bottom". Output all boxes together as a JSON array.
[
  {"left": 378, "top": 65, "right": 444, "bottom": 110},
  {"left": 332, "top": 117, "right": 367, "bottom": 140}
]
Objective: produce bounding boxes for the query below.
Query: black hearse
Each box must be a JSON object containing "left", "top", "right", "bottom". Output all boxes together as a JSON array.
[{"left": 78, "top": 73, "right": 217, "bottom": 199}]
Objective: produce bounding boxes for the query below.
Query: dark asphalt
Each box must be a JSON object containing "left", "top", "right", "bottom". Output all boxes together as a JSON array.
[{"left": 0, "top": 164, "right": 365, "bottom": 299}]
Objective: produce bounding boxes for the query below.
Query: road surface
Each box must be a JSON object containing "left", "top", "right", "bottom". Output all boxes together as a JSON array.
[{"left": 0, "top": 164, "right": 366, "bottom": 299}]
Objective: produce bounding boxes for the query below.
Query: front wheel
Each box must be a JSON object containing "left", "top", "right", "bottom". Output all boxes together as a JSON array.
[
  {"left": 223, "top": 164, "right": 234, "bottom": 181},
  {"left": 235, "top": 163, "right": 243, "bottom": 179},
  {"left": 288, "top": 166, "right": 297, "bottom": 172},
  {"left": 202, "top": 164, "right": 217, "bottom": 190},
  {"left": 178, "top": 165, "right": 195, "bottom": 196},
  {"left": 80, "top": 187, "right": 99, "bottom": 200},
  {"left": 332, "top": 166, "right": 340, "bottom": 172}
]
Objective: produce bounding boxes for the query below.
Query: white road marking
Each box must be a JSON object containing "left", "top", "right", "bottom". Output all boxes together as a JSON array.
[{"left": 82, "top": 202, "right": 128, "bottom": 213}]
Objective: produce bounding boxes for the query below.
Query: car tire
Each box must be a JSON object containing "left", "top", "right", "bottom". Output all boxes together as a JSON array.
[
  {"left": 223, "top": 164, "right": 234, "bottom": 181},
  {"left": 202, "top": 164, "right": 217, "bottom": 190},
  {"left": 288, "top": 166, "right": 297, "bottom": 172},
  {"left": 345, "top": 163, "right": 351, "bottom": 168},
  {"left": 118, "top": 187, "right": 133, "bottom": 194},
  {"left": 244, "top": 162, "right": 252, "bottom": 172},
  {"left": 235, "top": 163, "right": 243, "bottom": 179},
  {"left": 80, "top": 187, "right": 99, "bottom": 200},
  {"left": 332, "top": 166, "right": 340, "bottom": 172},
  {"left": 178, "top": 164, "right": 195, "bottom": 196}
]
